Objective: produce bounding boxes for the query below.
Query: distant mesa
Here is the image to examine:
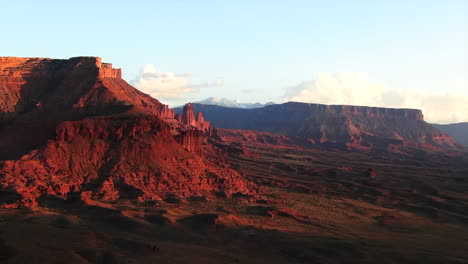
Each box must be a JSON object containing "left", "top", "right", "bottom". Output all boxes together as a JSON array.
[{"left": 179, "top": 102, "right": 462, "bottom": 152}]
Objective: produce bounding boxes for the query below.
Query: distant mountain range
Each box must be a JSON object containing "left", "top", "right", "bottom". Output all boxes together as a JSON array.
[{"left": 190, "top": 97, "right": 275, "bottom": 109}]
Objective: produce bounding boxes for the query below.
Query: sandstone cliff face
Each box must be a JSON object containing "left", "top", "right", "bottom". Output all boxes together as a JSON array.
[
  {"left": 179, "top": 103, "right": 461, "bottom": 152},
  {"left": 0, "top": 57, "right": 253, "bottom": 207},
  {"left": 0, "top": 57, "right": 177, "bottom": 119},
  {"left": 0, "top": 57, "right": 179, "bottom": 160}
]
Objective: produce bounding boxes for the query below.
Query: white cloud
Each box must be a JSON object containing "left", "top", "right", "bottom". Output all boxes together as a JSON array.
[
  {"left": 131, "top": 64, "right": 223, "bottom": 104},
  {"left": 282, "top": 72, "right": 468, "bottom": 123}
]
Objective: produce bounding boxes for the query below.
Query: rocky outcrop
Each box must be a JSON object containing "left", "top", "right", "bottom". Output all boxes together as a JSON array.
[
  {"left": 171, "top": 103, "right": 214, "bottom": 154},
  {"left": 196, "top": 111, "right": 211, "bottom": 132},
  {"left": 0, "top": 117, "right": 253, "bottom": 207},
  {"left": 0, "top": 56, "right": 182, "bottom": 160},
  {"left": 0, "top": 57, "right": 174, "bottom": 120},
  {"left": 179, "top": 102, "right": 461, "bottom": 152},
  {"left": 0, "top": 56, "right": 254, "bottom": 207},
  {"left": 176, "top": 103, "right": 212, "bottom": 134},
  {"left": 182, "top": 103, "right": 196, "bottom": 126}
]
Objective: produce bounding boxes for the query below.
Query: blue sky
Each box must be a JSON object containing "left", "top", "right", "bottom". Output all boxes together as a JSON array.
[{"left": 1, "top": 0, "right": 468, "bottom": 122}]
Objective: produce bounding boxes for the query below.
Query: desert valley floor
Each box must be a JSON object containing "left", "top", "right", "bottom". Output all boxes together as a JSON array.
[{"left": 1, "top": 129, "right": 467, "bottom": 264}]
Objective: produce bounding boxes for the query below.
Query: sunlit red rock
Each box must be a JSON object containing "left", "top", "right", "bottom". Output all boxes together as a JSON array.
[
  {"left": 0, "top": 56, "right": 255, "bottom": 207},
  {"left": 175, "top": 103, "right": 212, "bottom": 134}
]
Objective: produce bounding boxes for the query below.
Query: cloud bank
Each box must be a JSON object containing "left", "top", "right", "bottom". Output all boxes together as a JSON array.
[
  {"left": 282, "top": 73, "right": 468, "bottom": 124},
  {"left": 131, "top": 64, "right": 222, "bottom": 105}
]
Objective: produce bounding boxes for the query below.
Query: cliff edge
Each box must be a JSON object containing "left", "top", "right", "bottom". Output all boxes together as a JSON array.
[{"left": 0, "top": 57, "right": 254, "bottom": 207}]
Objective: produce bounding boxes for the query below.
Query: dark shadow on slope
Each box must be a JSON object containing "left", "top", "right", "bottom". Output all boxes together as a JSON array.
[
  {"left": 0, "top": 58, "right": 134, "bottom": 160},
  {"left": 0, "top": 190, "right": 23, "bottom": 206}
]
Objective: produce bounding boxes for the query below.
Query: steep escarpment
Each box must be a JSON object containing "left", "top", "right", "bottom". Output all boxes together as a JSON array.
[
  {"left": 0, "top": 57, "right": 178, "bottom": 160},
  {"left": 0, "top": 57, "right": 173, "bottom": 119},
  {"left": 179, "top": 102, "right": 461, "bottom": 152},
  {"left": 0, "top": 57, "right": 253, "bottom": 207}
]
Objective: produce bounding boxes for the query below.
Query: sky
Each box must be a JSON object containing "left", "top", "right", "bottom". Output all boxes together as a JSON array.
[{"left": 1, "top": 0, "right": 467, "bottom": 123}]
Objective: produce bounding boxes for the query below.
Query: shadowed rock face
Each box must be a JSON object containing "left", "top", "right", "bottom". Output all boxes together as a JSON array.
[
  {"left": 176, "top": 103, "right": 461, "bottom": 152},
  {"left": 0, "top": 57, "right": 254, "bottom": 207}
]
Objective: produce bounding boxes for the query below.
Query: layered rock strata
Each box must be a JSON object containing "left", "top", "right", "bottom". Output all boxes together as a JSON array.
[
  {"left": 177, "top": 103, "right": 461, "bottom": 152},
  {"left": 0, "top": 57, "right": 253, "bottom": 207}
]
